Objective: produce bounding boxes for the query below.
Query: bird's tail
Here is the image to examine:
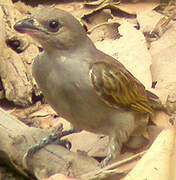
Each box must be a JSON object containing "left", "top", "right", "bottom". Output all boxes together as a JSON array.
[{"left": 146, "top": 90, "right": 165, "bottom": 111}]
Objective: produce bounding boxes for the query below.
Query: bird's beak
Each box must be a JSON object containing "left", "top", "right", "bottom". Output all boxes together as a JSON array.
[{"left": 14, "top": 18, "right": 41, "bottom": 34}]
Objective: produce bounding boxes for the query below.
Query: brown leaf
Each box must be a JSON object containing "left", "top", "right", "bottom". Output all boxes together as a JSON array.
[
  {"left": 64, "top": 131, "right": 108, "bottom": 157},
  {"left": 117, "top": 1, "right": 159, "bottom": 15},
  {"left": 43, "top": 174, "right": 79, "bottom": 180},
  {"left": 124, "top": 127, "right": 176, "bottom": 180}
]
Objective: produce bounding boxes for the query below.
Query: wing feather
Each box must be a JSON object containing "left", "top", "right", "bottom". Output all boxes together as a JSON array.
[{"left": 89, "top": 62, "right": 153, "bottom": 115}]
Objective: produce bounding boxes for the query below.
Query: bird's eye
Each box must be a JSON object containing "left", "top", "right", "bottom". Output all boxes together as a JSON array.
[
  {"left": 49, "top": 20, "right": 58, "bottom": 29},
  {"left": 48, "top": 20, "right": 61, "bottom": 32}
]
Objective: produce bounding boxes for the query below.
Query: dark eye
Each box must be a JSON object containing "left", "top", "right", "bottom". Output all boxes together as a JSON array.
[{"left": 48, "top": 20, "right": 61, "bottom": 32}]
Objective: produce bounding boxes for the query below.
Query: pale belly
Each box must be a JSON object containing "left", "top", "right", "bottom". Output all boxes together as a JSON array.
[{"left": 43, "top": 70, "right": 114, "bottom": 134}]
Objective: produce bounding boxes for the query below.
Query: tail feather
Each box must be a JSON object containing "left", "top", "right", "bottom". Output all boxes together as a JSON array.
[{"left": 146, "top": 90, "right": 165, "bottom": 110}]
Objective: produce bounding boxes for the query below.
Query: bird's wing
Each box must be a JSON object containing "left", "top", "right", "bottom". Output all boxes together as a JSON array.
[{"left": 89, "top": 61, "right": 153, "bottom": 115}]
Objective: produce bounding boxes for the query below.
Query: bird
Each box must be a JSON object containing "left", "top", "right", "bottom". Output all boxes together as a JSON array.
[{"left": 14, "top": 7, "right": 162, "bottom": 167}]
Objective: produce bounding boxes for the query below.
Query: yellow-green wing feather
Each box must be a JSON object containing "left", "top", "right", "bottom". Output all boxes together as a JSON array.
[{"left": 89, "top": 61, "right": 153, "bottom": 115}]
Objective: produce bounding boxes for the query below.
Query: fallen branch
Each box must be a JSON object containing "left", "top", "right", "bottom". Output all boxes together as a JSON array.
[{"left": 0, "top": 108, "right": 98, "bottom": 179}]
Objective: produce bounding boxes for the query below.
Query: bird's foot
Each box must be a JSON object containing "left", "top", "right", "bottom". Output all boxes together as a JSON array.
[
  {"left": 22, "top": 124, "right": 78, "bottom": 170},
  {"left": 98, "top": 153, "right": 112, "bottom": 168},
  {"left": 98, "top": 135, "right": 122, "bottom": 168}
]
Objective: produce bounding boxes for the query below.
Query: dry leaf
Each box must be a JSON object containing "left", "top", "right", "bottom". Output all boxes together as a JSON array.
[
  {"left": 64, "top": 131, "right": 108, "bottom": 157},
  {"left": 43, "top": 174, "right": 78, "bottom": 180},
  {"left": 117, "top": 2, "right": 159, "bottom": 15},
  {"left": 149, "top": 22, "right": 176, "bottom": 104},
  {"left": 124, "top": 127, "right": 176, "bottom": 180},
  {"left": 137, "top": 10, "right": 164, "bottom": 33}
]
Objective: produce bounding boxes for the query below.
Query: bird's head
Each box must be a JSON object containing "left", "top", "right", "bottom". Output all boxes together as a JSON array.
[{"left": 14, "top": 8, "right": 87, "bottom": 52}]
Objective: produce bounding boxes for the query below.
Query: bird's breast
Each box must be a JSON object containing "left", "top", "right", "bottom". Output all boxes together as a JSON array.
[{"left": 32, "top": 53, "right": 113, "bottom": 132}]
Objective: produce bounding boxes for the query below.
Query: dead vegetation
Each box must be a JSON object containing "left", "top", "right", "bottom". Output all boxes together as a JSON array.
[{"left": 0, "top": 0, "right": 176, "bottom": 180}]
